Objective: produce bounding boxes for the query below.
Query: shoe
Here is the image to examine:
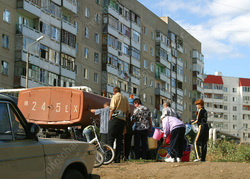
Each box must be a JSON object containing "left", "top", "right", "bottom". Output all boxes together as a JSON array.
[
  {"left": 193, "top": 158, "right": 201, "bottom": 162},
  {"left": 165, "top": 157, "right": 176, "bottom": 163},
  {"left": 176, "top": 157, "right": 181, "bottom": 162}
]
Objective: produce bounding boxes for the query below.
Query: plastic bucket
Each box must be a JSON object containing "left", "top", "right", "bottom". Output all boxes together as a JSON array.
[
  {"left": 147, "top": 137, "right": 157, "bottom": 150},
  {"left": 153, "top": 128, "right": 163, "bottom": 141}
]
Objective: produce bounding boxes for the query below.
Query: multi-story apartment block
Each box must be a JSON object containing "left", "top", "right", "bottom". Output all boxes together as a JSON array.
[
  {"left": 14, "top": 0, "right": 77, "bottom": 88},
  {"left": 0, "top": 1, "right": 16, "bottom": 89},
  {"left": 204, "top": 72, "right": 250, "bottom": 143},
  {"left": 161, "top": 17, "right": 204, "bottom": 123},
  {"left": 0, "top": 0, "right": 204, "bottom": 126}
]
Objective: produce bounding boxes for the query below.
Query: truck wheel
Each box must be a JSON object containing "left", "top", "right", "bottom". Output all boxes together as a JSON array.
[{"left": 62, "top": 169, "right": 85, "bottom": 179}]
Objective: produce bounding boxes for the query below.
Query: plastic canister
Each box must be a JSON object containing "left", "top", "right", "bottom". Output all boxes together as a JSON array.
[
  {"left": 147, "top": 137, "right": 157, "bottom": 150},
  {"left": 153, "top": 128, "right": 163, "bottom": 141}
]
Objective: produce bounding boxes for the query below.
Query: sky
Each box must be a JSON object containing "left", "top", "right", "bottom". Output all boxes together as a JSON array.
[{"left": 138, "top": 0, "right": 250, "bottom": 78}]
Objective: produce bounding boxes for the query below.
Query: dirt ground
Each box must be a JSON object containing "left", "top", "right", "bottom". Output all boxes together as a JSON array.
[{"left": 92, "top": 161, "right": 250, "bottom": 179}]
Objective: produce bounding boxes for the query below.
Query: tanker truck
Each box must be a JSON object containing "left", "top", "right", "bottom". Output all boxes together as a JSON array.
[{"left": 16, "top": 86, "right": 133, "bottom": 139}]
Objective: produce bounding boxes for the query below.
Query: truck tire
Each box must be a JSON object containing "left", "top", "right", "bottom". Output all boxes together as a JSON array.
[{"left": 62, "top": 169, "right": 85, "bottom": 179}]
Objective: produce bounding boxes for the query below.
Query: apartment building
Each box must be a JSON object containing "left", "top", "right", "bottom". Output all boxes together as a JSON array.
[
  {"left": 75, "top": 0, "right": 103, "bottom": 94},
  {"left": 2, "top": 0, "right": 77, "bottom": 89},
  {"left": 161, "top": 17, "right": 205, "bottom": 123},
  {"left": 204, "top": 72, "right": 250, "bottom": 143},
  {"left": 0, "top": 1, "right": 16, "bottom": 89}
]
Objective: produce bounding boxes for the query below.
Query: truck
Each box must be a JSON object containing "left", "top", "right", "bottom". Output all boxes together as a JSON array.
[{"left": 0, "top": 93, "right": 96, "bottom": 179}]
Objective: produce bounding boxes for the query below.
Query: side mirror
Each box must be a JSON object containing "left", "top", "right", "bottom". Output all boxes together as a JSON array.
[{"left": 27, "top": 123, "right": 40, "bottom": 141}]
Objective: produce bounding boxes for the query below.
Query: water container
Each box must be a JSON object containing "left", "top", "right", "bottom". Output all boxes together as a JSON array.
[
  {"left": 185, "top": 124, "right": 192, "bottom": 135},
  {"left": 147, "top": 137, "right": 157, "bottom": 150},
  {"left": 153, "top": 128, "right": 163, "bottom": 141}
]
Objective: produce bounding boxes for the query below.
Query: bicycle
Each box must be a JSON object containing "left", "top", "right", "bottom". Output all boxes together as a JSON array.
[{"left": 88, "top": 119, "right": 115, "bottom": 165}]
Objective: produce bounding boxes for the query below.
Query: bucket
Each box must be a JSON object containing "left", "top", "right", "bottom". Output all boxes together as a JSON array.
[
  {"left": 147, "top": 137, "right": 157, "bottom": 150},
  {"left": 153, "top": 128, "right": 163, "bottom": 141}
]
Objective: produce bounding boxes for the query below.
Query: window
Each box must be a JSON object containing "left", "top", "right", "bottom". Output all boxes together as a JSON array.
[
  {"left": 233, "top": 115, "right": 237, "bottom": 120},
  {"left": 83, "top": 68, "right": 88, "bottom": 79},
  {"left": 2, "top": 34, "right": 9, "bottom": 48},
  {"left": 40, "top": 21, "right": 50, "bottom": 36},
  {"left": 96, "top": 0, "right": 100, "bottom": 4},
  {"left": 1, "top": 61, "right": 8, "bottom": 75},
  {"left": 150, "top": 47, "right": 154, "bottom": 56},
  {"left": 224, "top": 115, "right": 228, "bottom": 120},
  {"left": 95, "top": 14, "right": 100, "bottom": 23},
  {"left": 144, "top": 60, "right": 147, "bottom": 69},
  {"left": 50, "top": 26, "right": 60, "bottom": 41},
  {"left": 61, "top": 29, "right": 76, "bottom": 48},
  {"left": 144, "top": 76, "right": 147, "bottom": 85},
  {"left": 233, "top": 124, "right": 237, "bottom": 130},
  {"left": 61, "top": 53, "right": 75, "bottom": 71},
  {"left": 84, "top": 48, "right": 89, "bottom": 59},
  {"left": 132, "top": 30, "right": 140, "bottom": 43},
  {"left": 150, "top": 80, "right": 153, "bottom": 87},
  {"left": 85, "top": 27, "right": 89, "bottom": 38},
  {"left": 224, "top": 96, "right": 228, "bottom": 101},
  {"left": 3, "top": 9, "right": 10, "bottom": 23},
  {"left": 150, "top": 63, "right": 154, "bottom": 72},
  {"left": 224, "top": 106, "right": 228, "bottom": 110},
  {"left": 131, "top": 47, "right": 140, "bottom": 60},
  {"left": 94, "top": 33, "right": 99, "bottom": 44},
  {"left": 50, "top": 2, "right": 61, "bottom": 18},
  {"left": 151, "top": 32, "right": 154, "bottom": 40},
  {"left": 94, "top": 53, "right": 99, "bottom": 63},
  {"left": 233, "top": 88, "right": 237, "bottom": 93},
  {"left": 74, "top": 21, "right": 78, "bottom": 33},
  {"left": 94, "top": 73, "right": 98, "bottom": 83},
  {"left": 233, "top": 106, "right": 237, "bottom": 111},
  {"left": 144, "top": 43, "right": 147, "bottom": 52},
  {"left": 143, "top": 27, "right": 147, "bottom": 35},
  {"left": 123, "top": 43, "right": 130, "bottom": 56},
  {"left": 224, "top": 87, "right": 228, "bottom": 92},
  {"left": 40, "top": 44, "right": 49, "bottom": 60},
  {"left": 232, "top": 97, "right": 237, "bottom": 102},
  {"left": 85, "top": 7, "right": 90, "bottom": 18}
]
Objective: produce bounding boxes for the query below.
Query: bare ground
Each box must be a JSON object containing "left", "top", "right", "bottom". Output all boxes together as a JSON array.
[{"left": 92, "top": 161, "right": 250, "bottom": 179}]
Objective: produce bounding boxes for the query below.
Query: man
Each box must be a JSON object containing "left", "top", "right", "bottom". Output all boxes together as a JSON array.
[
  {"left": 90, "top": 102, "right": 110, "bottom": 144},
  {"left": 161, "top": 102, "right": 181, "bottom": 122},
  {"left": 108, "top": 87, "right": 129, "bottom": 163},
  {"left": 132, "top": 98, "right": 152, "bottom": 160}
]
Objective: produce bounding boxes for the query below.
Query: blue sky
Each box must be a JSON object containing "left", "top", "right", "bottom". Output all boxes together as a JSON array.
[{"left": 138, "top": 0, "right": 250, "bottom": 78}]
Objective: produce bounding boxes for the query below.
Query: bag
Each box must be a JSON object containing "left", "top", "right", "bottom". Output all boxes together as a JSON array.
[
  {"left": 156, "top": 145, "right": 171, "bottom": 161},
  {"left": 147, "top": 137, "right": 157, "bottom": 150}
]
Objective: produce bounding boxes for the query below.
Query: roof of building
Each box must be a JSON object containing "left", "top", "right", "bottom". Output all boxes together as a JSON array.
[
  {"left": 204, "top": 75, "right": 223, "bottom": 84},
  {"left": 239, "top": 78, "right": 250, "bottom": 87}
]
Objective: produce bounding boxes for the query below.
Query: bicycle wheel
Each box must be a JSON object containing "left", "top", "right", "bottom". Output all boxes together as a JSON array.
[
  {"left": 94, "top": 150, "right": 104, "bottom": 168},
  {"left": 97, "top": 143, "right": 115, "bottom": 165}
]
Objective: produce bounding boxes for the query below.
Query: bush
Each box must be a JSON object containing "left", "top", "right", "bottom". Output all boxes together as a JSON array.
[{"left": 208, "top": 139, "right": 250, "bottom": 162}]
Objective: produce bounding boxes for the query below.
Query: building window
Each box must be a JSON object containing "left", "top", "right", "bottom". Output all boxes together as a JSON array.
[
  {"left": 3, "top": 9, "right": 10, "bottom": 23},
  {"left": 85, "top": 27, "right": 89, "bottom": 38},
  {"left": 61, "top": 29, "right": 76, "bottom": 48},
  {"left": 2, "top": 34, "right": 9, "bottom": 49},
  {"left": 233, "top": 106, "right": 237, "bottom": 111},
  {"left": 96, "top": 0, "right": 100, "bottom": 4},
  {"left": 144, "top": 43, "right": 147, "bottom": 52},
  {"left": 94, "top": 53, "right": 99, "bottom": 63},
  {"left": 150, "top": 63, "right": 154, "bottom": 72},
  {"left": 94, "top": 73, "right": 98, "bottom": 83},
  {"left": 85, "top": 7, "right": 90, "bottom": 18},
  {"left": 233, "top": 124, "right": 237, "bottom": 130},
  {"left": 144, "top": 60, "right": 147, "bottom": 69},
  {"left": 74, "top": 21, "right": 78, "bottom": 33},
  {"left": 94, "top": 33, "right": 99, "bottom": 44},
  {"left": 83, "top": 68, "right": 88, "bottom": 79},
  {"left": 224, "top": 115, "right": 228, "bottom": 120},
  {"left": 224, "top": 96, "right": 228, "bottom": 101},
  {"left": 224, "top": 87, "right": 228, "bottom": 92},
  {"left": 1, "top": 61, "right": 8, "bottom": 75},
  {"left": 144, "top": 76, "right": 147, "bottom": 85},
  {"left": 40, "top": 21, "right": 50, "bottom": 36},
  {"left": 232, "top": 88, "right": 237, "bottom": 93},
  {"left": 143, "top": 93, "right": 146, "bottom": 102},
  {"left": 84, "top": 48, "right": 89, "bottom": 59},
  {"left": 150, "top": 80, "right": 153, "bottom": 87},
  {"left": 151, "top": 32, "right": 154, "bottom": 40},
  {"left": 150, "top": 96, "right": 153, "bottom": 104},
  {"left": 40, "top": 44, "right": 49, "bottom": 60},
  {"left": 143, "top": 26, "right": 147, "bottom": 35},
  {"left": 150, "top": 47, "right": 154, "bottom": 56},
  {"left": 50, "top": 26, "right": 60, "bottom": 41},
  {"left": 233, "top": 115, "right": 237, "bottom": 120},
  {"left": 224, "top": 106, "right": 228, "bottom": 110},
  {"left": 232, "top": 97, "right": 237, "bottom": 102},
  {"left": 95, "top": 14, "right": 100, "bottom": 23}
]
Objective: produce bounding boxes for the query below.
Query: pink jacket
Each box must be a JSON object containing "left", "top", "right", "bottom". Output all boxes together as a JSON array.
[{"left": 162, "top": 116, "right": 185, "bottom": 138}]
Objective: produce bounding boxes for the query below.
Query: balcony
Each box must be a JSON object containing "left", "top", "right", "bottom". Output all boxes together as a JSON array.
[
  {"left": 193, "top": 50, "right": 200, "bottom": 59},
  {"left": 131, "top": 22, "right": 141, "bottom": 34},
  {"left": 62, "top": 19, "right": 77, "bottom": 35},
  {"left": 193, "top": 85, "right": 204, "bottom": 93},
  {"left": 177, "top": 58, "right": 183, "bottom": 67},
  {"left": 172, "top": 71, "right": 176, "bottom": 79},
  {"left": 19, "top": 75, "right": 42, "bottom": 88},
  {"left": 107, "top": 65, "right": 118, "bottom": 76},
  {"left": 105, "top": 25, "right": 119, "bottom": 38},
  {"left": 156, "top": 57, "right": 170, "bottom": 68},
  {"left": 177, "top": 104, "right": 183, "bottom": 111},
  {"left": 156, "top": 40, "right": 168, "bottom": 52},
  {"left": 171, "top": 41, "right": 176, "bottom": 48},
  {"left": 177, "top": 74, "right": 183, "bottom": 82},
  {"left": 131, "top": 40, "right": 141, "bottom": 51},
  {"left": 177, "top": 44, "right": 183, "bottom": 53},
  {"left": 108, "top": 6, "right": 118, "bottom": 18},
  {"left": 62, "top": 0, "right": 77, "bottom": 14},
  {"left": 131, "top": 57, "right": 140, "bottom": 68},
  {"left": 107, "top": 84, "right": 114, "bottom": 94},
  {"left": 16, "top": 24, "right": 40, "bottom": 40},
  {"left": 61, "top": 67, "right": 76, "bottom": 79},
  {"left": 107, "top": 46, "right": 118, "bottom": 57},
  {"left": 41, "top": 35, "right": 60, "bottom": 51},
  {"left": 62, "top": 43, "right": 76, "bottom": 57},
  {"left": 17, "top": 0, "right": 41, "bottom": 18},
  {"left": 177, "top": 88, "right": 183, "bottom": 96},
  {"left": 156, "top": 73, "right": 169, "bottom": 82},
  {"left": 155, "top": 88, "right": 171, "bottom": 99},
  {"left": 131, "top": 76, "right": 140, "bottom": 85}
]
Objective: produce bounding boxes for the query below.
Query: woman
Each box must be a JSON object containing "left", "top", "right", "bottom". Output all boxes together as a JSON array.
[
  {"left": 162, "top": 116, "right": 186, "bottom": 162},
  {"left": 191, "top": 99, "right": 209, "bottom": 162}
]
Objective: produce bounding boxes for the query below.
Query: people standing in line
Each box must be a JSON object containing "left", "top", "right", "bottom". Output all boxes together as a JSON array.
[
  {"left": 162, "top": 116, "right": 186, "bottom": 162},
  {"left": 108, "top": 87, "right": 129, "bottom": 163},
  {"left": 132, "top": 98, "right": 152, "bottom": 160},
  {"left": 90, "top": 102, "right": 110, "bottom": 144},
  {"left": 161, "top": 101, "right": 181, "bottom": 122},
  {"left": 190, "top": 99, "right": 209, "bottom": 162}
]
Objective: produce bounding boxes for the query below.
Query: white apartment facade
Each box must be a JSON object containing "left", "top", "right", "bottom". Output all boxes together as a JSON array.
[{"left": 204, "top": 72, "right": 250, "bottom": 143}]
